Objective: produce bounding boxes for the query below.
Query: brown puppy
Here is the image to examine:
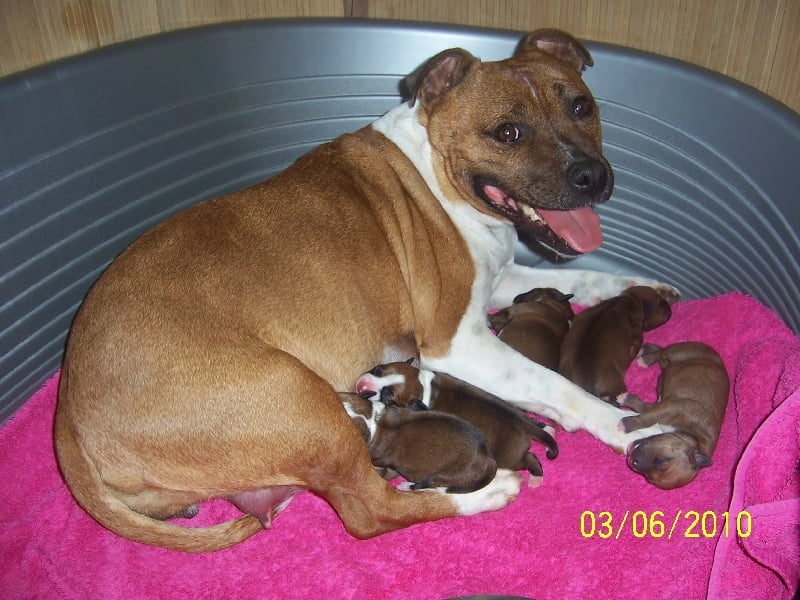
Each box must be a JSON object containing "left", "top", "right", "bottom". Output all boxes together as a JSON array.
[
  {"left": 488, "top": 287, "right": 575, "bottom": 370},
  {"left": 621, "top": 342, "right": 729, "bottom": 489},
  {"left": 355, "top": 361, "right": 558, "bottom": 486},
  {"left": 339, "top": 393, "right": 498, "bottom": 493},
  {"left": 558, "top": 286, "right": 672, "bottom": 403},
  {"left": 53, "top": 28, "right": 673, "bottom": 552}
]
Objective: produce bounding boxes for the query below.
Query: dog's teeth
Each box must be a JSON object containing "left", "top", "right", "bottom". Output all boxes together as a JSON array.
[{"left": 520, "top": 204, "right": 542, "bottom": 222}]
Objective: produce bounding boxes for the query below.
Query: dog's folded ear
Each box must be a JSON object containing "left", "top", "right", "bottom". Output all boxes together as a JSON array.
[
  {"left": 409, "top": 398, "right": 428, "bottom": 411},
  {"left": 693, "top": 449, "right": 713, "bottom": 469},
  {"left": 404, "top": 48, "right": 476, "bottom": 108},
  {"left": 515, "top": 28, "right": 594, "bottom": 72}
]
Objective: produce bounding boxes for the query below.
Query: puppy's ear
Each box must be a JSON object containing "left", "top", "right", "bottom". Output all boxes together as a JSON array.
[
  {"left": 404, "top": 48, "right": 476, "bottom": 108},
  {"left": 409, "top": 398, "right": 428, "bottom": 411},
  {"left": 693, "top": 449, "right": 713, "bottom": 469},
  {"left": 641, "top": 298, "right": 672, "bottom": 331},
  {"left": 515, "top": 28, "right": 594, "bottom": 72}
]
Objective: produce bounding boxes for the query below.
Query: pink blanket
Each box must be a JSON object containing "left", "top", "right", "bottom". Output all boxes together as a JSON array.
[{"left": 2, "top": 292, "right": 798, "bottom": 599}]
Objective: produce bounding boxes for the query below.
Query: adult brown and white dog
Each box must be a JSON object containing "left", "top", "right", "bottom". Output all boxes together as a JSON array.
[{"left": 54, "top": 28, "right": 675, "bottom": 552}]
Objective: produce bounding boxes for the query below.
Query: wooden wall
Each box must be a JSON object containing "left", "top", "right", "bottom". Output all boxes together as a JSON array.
[{"left": 1, "top": 0, "right": 798, "bottom": 113}]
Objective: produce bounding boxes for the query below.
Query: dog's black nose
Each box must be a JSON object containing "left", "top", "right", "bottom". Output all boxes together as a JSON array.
[{"left": 567, "top": 158, "right": 608, "bottom": 197}]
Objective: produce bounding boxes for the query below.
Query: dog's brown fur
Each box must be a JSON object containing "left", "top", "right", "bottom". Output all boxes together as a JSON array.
[
  {"left": 340, "top": 393, "right": 497, "bottom": 493},
  {"left": 488, "top": 287, "right": 574, "bottom": 370},
  {"left": 622, "top": 342, "right": 729, "bottom": 489},
  {"left": 558, "top": 286, "right": 672, "bottom": 402},
  {"left": 357, "top": 361, "right": 558, "bottom": 483},
  {"left": 54, "top": 29, "right": 612, "bottom": 551}
]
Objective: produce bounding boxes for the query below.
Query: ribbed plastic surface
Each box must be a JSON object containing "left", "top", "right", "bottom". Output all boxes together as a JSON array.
[{"left": 1, "top": 19, "right": 798, "bottom": 424}]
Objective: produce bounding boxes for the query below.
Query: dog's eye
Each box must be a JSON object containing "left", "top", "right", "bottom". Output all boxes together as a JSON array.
[
  {"left": 495, "top": 123, "right": 522, "bottom": 143},
  {"left": 653, "top": 456, "right": 673, "bottom": 470},
  {"left": 369, "top": 365, "right": 383, "bottom": 376},
  {"left": 572, "top": 96, "right": 594, "bottom": 118}
]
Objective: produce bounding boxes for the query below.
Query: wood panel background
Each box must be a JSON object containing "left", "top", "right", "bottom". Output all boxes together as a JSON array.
[{"left": 1, "top": 0, "right": 798, "bottom": 113}]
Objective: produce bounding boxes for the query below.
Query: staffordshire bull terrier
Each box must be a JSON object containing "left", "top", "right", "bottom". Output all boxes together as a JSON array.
[{"left": 55, "top": 28, "right": 674, "bottom": 552}]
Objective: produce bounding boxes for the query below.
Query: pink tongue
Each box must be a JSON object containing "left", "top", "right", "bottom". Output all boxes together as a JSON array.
[{"left": 537, "top": 206, "right": 603, "bottom": 253}]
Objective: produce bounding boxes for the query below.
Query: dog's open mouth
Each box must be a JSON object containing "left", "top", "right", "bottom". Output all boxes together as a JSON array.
[{"left": 477, "top": 181, "right": 603, "bottom": 256}]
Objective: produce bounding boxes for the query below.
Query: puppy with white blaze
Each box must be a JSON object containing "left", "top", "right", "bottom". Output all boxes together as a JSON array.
[{"left": 55, "top": 28, "right": 677, "bottom": 552}]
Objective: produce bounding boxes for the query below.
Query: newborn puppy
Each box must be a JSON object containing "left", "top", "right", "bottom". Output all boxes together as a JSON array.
[
  {"left": 559, "top": 286, "right": 672, "bottom": 404},
  {"left": 355, "top": 361, "right": 558, "bottom": 486},
  {"left": 488, "top": 287, "right": 575, "bottom": 370},
  {"left": 621, "top": 342, "right": 730, "bottom": 489},
  {"left": 339, "top": 393, "right": 498, "bottom": 493}
]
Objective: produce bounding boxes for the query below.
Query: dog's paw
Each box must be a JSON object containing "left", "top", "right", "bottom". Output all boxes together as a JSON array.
[
  {"left": 617, "top": 423, "right": 671, "bottom": 454},
  {"left": 623, "top": 279, "right": 681, "bottom": 305},
  {"left": 653, "top": 284, "right": 682, "bottom": 305},
  {"left": 527, "top": 474, "right": 543, "bottom": 489},
  {"left": 450, "top": 469, "right": 522, "bottom": 516}
]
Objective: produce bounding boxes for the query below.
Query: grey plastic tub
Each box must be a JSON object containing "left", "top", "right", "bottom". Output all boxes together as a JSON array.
[{"left": 1, "top": 19, "right": 799, "bottom": 424}]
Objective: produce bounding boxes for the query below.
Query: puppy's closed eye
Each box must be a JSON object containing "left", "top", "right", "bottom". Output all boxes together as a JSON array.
[
  {"left": 379, "top": 387, "right": 395, "bottom": 404},
  {"left": 653, "top": 456, "right": 673, "bottom": 470}
]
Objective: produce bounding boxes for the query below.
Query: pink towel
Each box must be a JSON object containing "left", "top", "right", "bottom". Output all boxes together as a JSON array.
[{"left": 2, "top": 292, "right": 798, "bottom": 599}]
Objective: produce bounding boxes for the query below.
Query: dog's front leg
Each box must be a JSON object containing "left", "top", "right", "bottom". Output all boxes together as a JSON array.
[
  {"left": 423, "top": 327, "right": 666, "bottom": 452},
  {"left": 490, "top": 263, "right": 680, "bottom": 308}
]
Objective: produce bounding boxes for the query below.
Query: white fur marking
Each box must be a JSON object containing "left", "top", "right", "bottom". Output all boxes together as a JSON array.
[
  {"left": 417, "top": 368, "right": 435, "bottom": 408},
  {"left": 342, "top": 401, "right": 383, "bottom": 441},
  {"left": 448, "top": 469, "right": 522, "bottom": 515}
]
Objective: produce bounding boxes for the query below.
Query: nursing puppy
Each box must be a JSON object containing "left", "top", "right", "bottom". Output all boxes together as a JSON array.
[
  {"left": 488, "top": 287, "right": 575, "bottom": 370},
  {"left": 356, "top": 361, "right": 558, "bottom": 485},
  {"left": 339, "top": 393, "right": 498, "bottom": 493},
  {"left": 55, "top": 28, "right": 675, "bottom": 552},
  {"left": 559, "top": 286, "right": 672, "bottom": 403},
  {"left": 621, "top": 342, "right": 730, "bottom": 489}
]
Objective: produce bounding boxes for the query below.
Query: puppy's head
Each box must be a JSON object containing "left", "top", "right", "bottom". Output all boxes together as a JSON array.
[
  {"left": 354, "top": 360, "right": 426, "bottom": 409},
  {"left": 623, "top": 286, "right": 672, "bottom": 330},
  {"left": 512, "top": 287, "right": 575, "bottom": 319},
  {"left": 405, "top": 29, "right": 611, "bottom": 259},
  {"left": 339, "top": 391, "right": 384, "bottom": 442},
  {"left": 627, "top": 432, "right": 712, "bottom": 489}
]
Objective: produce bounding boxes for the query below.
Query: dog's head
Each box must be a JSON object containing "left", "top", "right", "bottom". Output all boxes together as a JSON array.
[
  {"left": 405, "top": 29, "right": 612, "bottom": 259},
  {"left": 512, "top": 287, "right": 575, "bottom": 319},
  {"left": 627, "top": 432, "right": 713, "bottom": 489},
  {"left": 623, "top": 286, "right": 673, "bottom": 330},
  {"left": 354, "top": 360, "right": 427, "bottom": 410}
]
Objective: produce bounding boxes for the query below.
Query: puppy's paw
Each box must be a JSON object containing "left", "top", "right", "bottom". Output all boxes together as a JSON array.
[
  {"left": 527, "top": 474, "right": 543, "bottom": 488},
  {"left": 450, "top": 469, "right": 522, "bottom": 516}
]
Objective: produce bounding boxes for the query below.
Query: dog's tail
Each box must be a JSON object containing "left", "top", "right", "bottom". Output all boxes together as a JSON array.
[
  {"left": 54, "top": 413, "right": 263, "bottom": 553},
  {"left": 637, "top": 343, "right": 663, "bottom": 367},
  {"left": 523, "top": 417, "right": 559, "bottom": 460}
]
